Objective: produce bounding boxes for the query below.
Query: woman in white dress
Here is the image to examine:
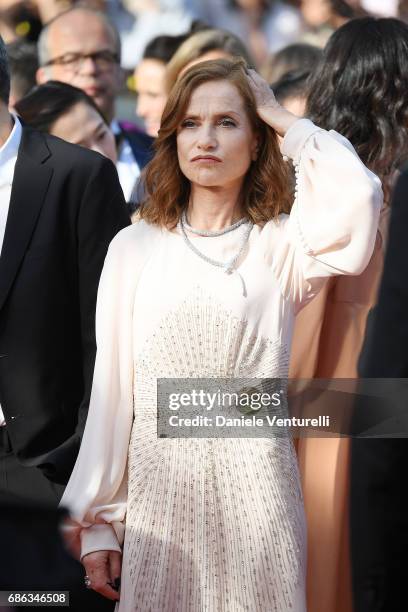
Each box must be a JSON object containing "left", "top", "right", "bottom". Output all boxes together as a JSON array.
[{"left": 60, "top": 59, "right": 382, "bottom": 612}]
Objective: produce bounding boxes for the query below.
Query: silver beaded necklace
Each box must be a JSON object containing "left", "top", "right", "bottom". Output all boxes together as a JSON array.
[
  {"left": 179, "top": 210, "right": 253, "bottom": 296},
  {"left": 181, "top": 212, "right": 249, "bottom": 237}
]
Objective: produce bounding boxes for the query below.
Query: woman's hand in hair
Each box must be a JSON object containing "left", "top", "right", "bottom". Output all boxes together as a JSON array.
[{"left": 246, "top": 68, "right": 299, "bottom": 137}]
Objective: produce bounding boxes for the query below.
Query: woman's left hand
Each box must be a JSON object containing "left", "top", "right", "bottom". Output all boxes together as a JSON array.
[{"left": 246, "top": 68, "right": 299, "bottom": 137}]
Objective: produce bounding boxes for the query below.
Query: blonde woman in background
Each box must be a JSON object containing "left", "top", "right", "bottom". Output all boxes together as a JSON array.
[{"left": 165, "top": 28, "right": 254, "bottom": 92}]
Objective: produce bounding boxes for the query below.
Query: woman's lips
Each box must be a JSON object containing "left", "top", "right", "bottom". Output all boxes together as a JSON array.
[{"left": 191, "top": 156, "right": 222, "bottom": 163}]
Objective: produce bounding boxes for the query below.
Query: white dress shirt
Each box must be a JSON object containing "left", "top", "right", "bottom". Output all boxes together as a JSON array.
[
  {"left": 0, "top": 116, "right": 22, "bottom": 426},
  {"left": 111, "top": 119, "right": 141, "bottom": 202}
]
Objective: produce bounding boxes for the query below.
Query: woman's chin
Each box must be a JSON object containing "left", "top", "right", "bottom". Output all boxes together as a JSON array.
[{"left": 187, "top": 171, "right": 228, "bottom": 189}]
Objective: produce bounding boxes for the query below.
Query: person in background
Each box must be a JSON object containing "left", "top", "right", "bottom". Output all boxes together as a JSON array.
[
  {"left": 0, "top": 32, "right": 129, "bottom": 610},
  {"left": 134, "top": 34, "right": 186, "bottom": 138},
  {"left": 351, "top": 165, "right": 408, "bottom": 612},
  {"left": 289, "top": 16, "right": 408, "bottom": 612},
  {"left": 165, "top": 28, "right": 254, "bottom": 92},
  {"left": 271, "top": 70, "right": 311, "bottom": 116},
  {"left": 300, "top": 0, "right": 367, "bottom": 46},
  {"left": 261, "top": 42, "right": 322, "bottom": 84},
  {"left": 0, "top": 1, "right": 106, "bottom": 44},
  {"left": 33, "top": 0, "right": 107, "bottom": 24},
  {"left": 0, "top": 31, "right": 129, "bottom": 501},
  {"left": 107, "top": 0, "right": 193, "bottom": 70},
  {"left": 359, "top": 0, "right": 399, "bottom": 17},
  {"left": 15, "top": 81, "right": 117, "bottom": 163},
  {"left": 0, "top": 0, "right": 42, "bottom": 44},
  {"left": 36, "top": 6, "right": 153, "bottom": 203},
  {"left": 400, "top": 0, "right": 408, "bottom": 20},
  {"left": 190, "top": 0, "right": 304, "bottom": 65},
  {"left": 6, "top": 40, "right": 38, "bottom": 109}
]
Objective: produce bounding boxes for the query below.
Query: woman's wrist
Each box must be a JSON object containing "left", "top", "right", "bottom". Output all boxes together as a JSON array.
[
  {"left": 80, "top": 523, "right": 122, "bottom": 560},
  {"left": 257, "top": 106, "right": 299, "bottom": 137}
]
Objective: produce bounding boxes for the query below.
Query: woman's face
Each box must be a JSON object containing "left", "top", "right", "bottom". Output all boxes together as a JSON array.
[
  {"left": 50, "top": 101, "right": 117, "bottom": 163},
  {"left": 177, "top": 80, "right": 258, "bottom": 191},
  {"left": 135, "top": 58, "right": 168, "bottom": 137},
  {"left": 300, "top": 0, "right": 331, "bottom": 27}
]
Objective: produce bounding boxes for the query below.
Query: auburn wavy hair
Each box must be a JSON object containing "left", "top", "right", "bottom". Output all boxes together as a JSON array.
[{"left": 139, "top": 59, "right": 292, "bottom": 229}]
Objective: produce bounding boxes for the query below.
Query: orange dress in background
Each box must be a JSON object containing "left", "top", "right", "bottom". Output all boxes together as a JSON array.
[{"left": 290, "top": 209, "right": 389, "bottom": 612}]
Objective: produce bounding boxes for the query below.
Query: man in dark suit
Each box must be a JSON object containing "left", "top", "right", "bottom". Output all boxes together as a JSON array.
[
  {"left": 36, "top": 6, "right": 154, "bottom": 204},
  {"left": 0, "top": 35, "right": 130, "bottom": 503},
  {"left": 351, "top": 166, "right": 408, "bottom": 611}
]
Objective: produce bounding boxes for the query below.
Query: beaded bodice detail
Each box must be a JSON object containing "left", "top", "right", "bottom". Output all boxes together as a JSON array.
[
  {"left": 121, "top": 288, "right": 306, "bottom": 611},
  {"left": 135, "top": 287, "right": 289, "bottom": 379}
]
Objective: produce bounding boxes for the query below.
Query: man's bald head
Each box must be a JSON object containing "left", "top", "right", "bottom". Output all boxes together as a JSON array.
[
  {"left": 38, "top": 7, "right": 121, "bottom": 67},
  {"left": 37, "top": 8, "right": 121, "bottom": 122}
]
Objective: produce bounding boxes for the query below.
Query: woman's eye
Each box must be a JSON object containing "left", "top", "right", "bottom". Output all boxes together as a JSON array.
[
  {"left": 181, "top": 120, "right": 196, "bottom": 128},
  {"left": 219, "top": 118, "right": 236, "bottom": 127}
]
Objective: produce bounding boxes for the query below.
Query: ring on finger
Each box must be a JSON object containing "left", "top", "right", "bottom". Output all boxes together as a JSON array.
[{"left": 84, "top": 575, "right": 92, "bottom": 589}]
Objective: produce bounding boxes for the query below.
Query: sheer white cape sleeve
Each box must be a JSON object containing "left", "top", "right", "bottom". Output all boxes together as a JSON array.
[
  {"left": 59, "top": 223, "right": 159, "bottom": 560},
  {"left": 262, "top": 118, "right": 383, "bottom": 311}
]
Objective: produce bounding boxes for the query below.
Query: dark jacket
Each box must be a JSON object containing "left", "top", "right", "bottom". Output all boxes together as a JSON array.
[
  {"left": 351, "top": 165, "right": 408, "bottom": 612},
  {"left": 118, "top": 120, "right": 154, "bottom": 170},
  {"left": 0, "top": 126, "right": 130, "bottom": 484}
]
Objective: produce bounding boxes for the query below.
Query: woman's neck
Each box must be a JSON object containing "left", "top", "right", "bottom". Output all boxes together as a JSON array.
[{"left": 187, "top": 184, "right": 244, "bottom": 232}]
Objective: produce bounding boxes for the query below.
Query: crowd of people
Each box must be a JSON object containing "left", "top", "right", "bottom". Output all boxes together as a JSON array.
[{"left": 0, "top": 1, "right": 407, "bottom": 612}]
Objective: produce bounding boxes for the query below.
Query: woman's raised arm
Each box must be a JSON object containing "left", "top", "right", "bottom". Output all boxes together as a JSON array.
[{"left": 247, "top": 69, "right": 383, "bottom": 309}]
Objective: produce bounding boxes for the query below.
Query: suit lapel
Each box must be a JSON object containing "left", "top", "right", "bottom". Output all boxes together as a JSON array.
[{"left": 0, "top": 128, "right": 52, "bottom": 313}]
